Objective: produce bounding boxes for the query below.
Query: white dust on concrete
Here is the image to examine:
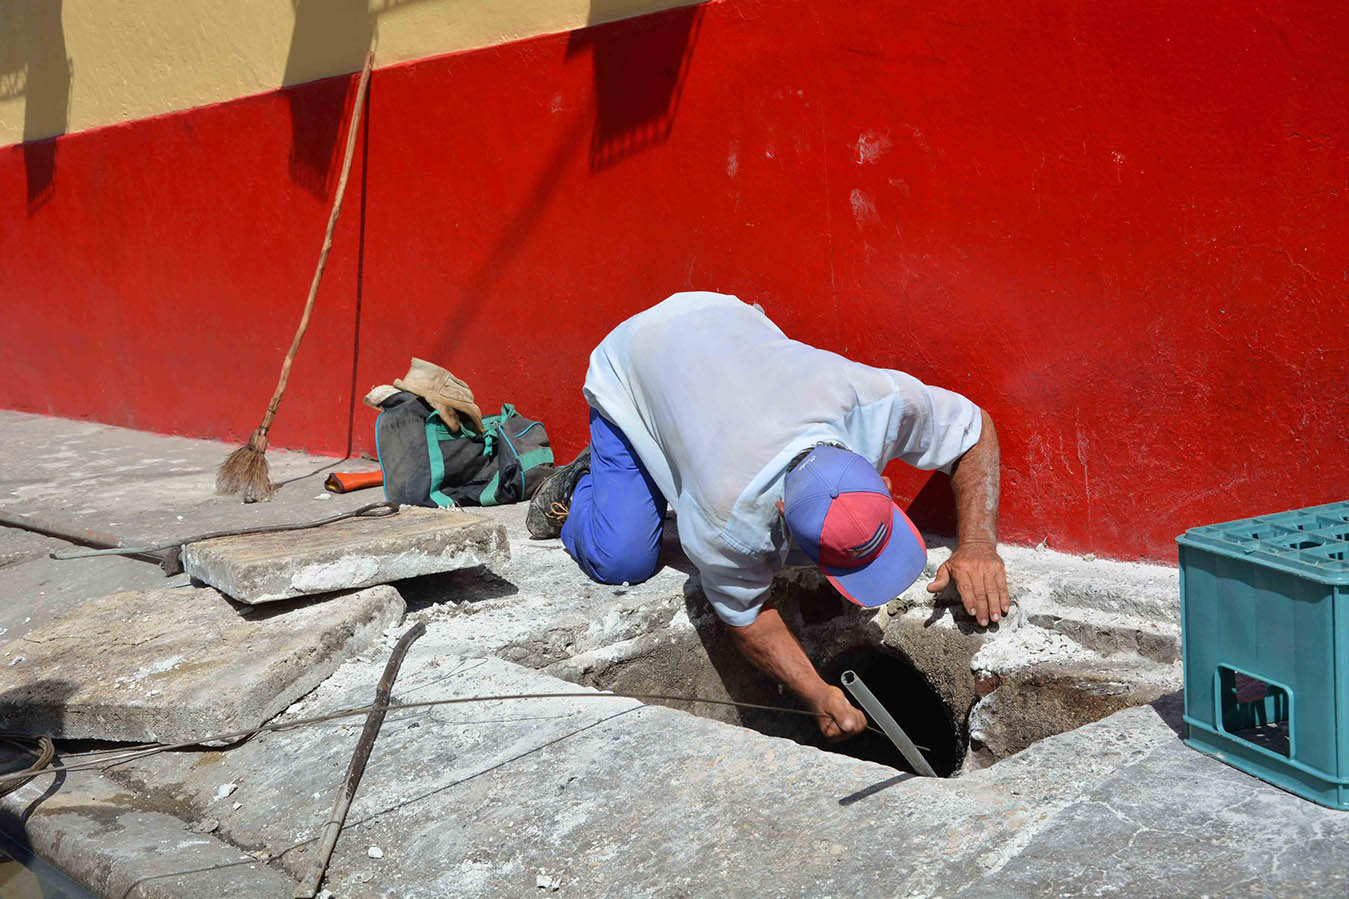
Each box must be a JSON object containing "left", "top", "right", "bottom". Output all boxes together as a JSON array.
[
  {"left": 289, "top": 556, "right": 382, "bottom": 593},
  {"left": 899, "top": 542, "right": 1180, "bottom": 677}
]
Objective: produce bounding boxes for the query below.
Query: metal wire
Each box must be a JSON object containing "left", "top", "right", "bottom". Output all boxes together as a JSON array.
[
  {"left": 0, "top": 690, "right": 923, "bottom": 788},
  {"left": 0, "top": 733, "right": 55, "bottom": 798},
  {"left": 48, "top": 501, "right": 400, "bottom": 560}
]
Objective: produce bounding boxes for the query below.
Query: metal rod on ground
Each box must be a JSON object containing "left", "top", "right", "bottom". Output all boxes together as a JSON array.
[
  {"left": 0, "top": 510, "right": 174, "bottom": 568},
  {"left": 294, "top": 621, "right": 425, "bottom": 899},
  {"left": 47, "top": 501, "right": 400, "bottom": 562},
  {"left": 840, "top": 670, "right": 938, "bottom": 778}
]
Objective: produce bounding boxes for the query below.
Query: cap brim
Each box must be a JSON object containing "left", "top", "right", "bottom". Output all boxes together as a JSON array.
[{"left": 822, "top": 505, "right": 927, "bottom": 608}]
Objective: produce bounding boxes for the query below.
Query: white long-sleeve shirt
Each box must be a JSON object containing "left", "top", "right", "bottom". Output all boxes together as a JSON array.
[{"left": 583, "top": 292, "right": 982, "bottom": 626}]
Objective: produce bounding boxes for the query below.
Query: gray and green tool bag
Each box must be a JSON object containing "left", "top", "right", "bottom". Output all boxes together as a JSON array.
[{"left": 374, "top": 391, "right": 555, "bottom": 507}]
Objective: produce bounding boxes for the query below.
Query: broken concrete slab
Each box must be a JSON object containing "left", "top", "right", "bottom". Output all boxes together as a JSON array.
[
  {"left": 1, "top": 767, "right": 301, "bottom": 898},
  {"left": 0, "top": 585, "right": 405, "bottom": 743},
  {"left": 0, "top": 410, "right": 385, "bottom": 549},
  {"left": 5, "top": 415, "right": 1344, "bottom": 896},
  {"left": 181, "top": 505, "right": 509, "bottom": 604},
  {"left": 89, "top": 648, "right": 1349, "bottom": 899},
  {"left": 0, "top": 530, "right": 174, "bottom": 644}
]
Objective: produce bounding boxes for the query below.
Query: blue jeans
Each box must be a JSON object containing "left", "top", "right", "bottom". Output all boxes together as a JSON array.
[{"left": 561, "top": 410, "right": 666, "bottom": 585}]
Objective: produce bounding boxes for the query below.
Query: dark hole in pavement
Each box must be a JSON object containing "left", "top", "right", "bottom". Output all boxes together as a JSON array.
[
  {"left": 582, "top": 625, "right": 966, "bottom": 778},
  {"left": 555, "top": 572, "right": 971, "bottom": 776},
  {"left": 817, "top": 646, "right": 965, "bottom": 777}
]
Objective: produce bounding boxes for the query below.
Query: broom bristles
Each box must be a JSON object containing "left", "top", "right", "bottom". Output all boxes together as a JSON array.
[{"left": 216, "top": 430, "right": 274, "bottom": 503}]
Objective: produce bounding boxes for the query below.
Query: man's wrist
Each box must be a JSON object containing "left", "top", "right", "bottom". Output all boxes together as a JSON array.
[{"left": 802, "top": 681, "right": 844, "bottom": 713}]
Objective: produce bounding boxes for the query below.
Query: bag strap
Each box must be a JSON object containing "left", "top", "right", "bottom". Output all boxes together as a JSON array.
[
  {"left": 423, "top": 411, "right": 457, "bottom": 508},
  {"left": 373, "top": 407, "right": 391, "bottom": 503}
]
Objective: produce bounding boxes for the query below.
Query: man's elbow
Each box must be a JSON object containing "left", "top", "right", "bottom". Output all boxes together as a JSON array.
[
  {"left": 952, "top": 408, "right": 997, "bottom": 475},
  {"left": 972, "top": 408, "right": 998, "bottom": 456}
]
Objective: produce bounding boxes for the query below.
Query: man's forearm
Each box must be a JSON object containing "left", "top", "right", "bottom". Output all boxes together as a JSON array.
[
  {"left": 928, "top": 408, "right": 1009, "bottom": 625},
  {"left": 728, "top": 606, "right": 866, "bottom": 739},
  {"left": 950, "top": 409, "right": 1000, "bottom": 546},
  {"left": 729, "top": 606, "right": 828, "bottom": 704}
]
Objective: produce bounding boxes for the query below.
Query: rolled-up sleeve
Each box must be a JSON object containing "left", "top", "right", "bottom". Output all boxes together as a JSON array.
[
  {"left": 680, "top": 523, "right": 776, "bottom": 626},
  {"left": 699, "top": 565, "right": 775, "bottom": 626},
  {"left": 880, "top": 372, "right": 983, "bottom": 473}
]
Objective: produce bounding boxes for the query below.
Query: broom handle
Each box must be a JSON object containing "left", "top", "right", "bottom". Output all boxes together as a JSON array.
[{"left": 258, "top": 49, "right": 374, "bottom": 436}]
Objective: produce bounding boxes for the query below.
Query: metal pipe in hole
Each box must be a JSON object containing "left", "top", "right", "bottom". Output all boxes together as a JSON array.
[{"left": 841, "top": 670, "right": 938, "bottom": 778}]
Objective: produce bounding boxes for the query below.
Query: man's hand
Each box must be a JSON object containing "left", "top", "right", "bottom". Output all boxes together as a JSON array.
[
  {"left": 927, "top": 541, "right": 1009, "bottom": 626},
  {"left": 809, "top": 684, "right": 868, "bottom": 741},
  {"left": 729, "top": 607, "right": 867, "bottom": 741},
  {"left": 932, "top": 408, "right": 1008, "bottom": 627}
]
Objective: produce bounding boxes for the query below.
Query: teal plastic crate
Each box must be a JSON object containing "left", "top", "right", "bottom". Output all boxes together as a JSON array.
[{"left": 1178, "top": 500, "right": 1349, "bottom": 809}]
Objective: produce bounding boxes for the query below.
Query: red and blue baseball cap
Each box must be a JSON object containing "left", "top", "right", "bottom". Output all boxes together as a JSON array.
[{"left": 783, "top": 444, "right": 926, "bottom": 608}]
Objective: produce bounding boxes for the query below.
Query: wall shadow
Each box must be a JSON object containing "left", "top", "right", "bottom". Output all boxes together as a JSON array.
[
  {"left": 430, "top": 3, "right": 703, "bottom": 366},
  {"left": 0, "top": 1, "right": 72, "bottom": 212},
  {"left": 282, "top": 0, "right": 375, "bottom": 200},
  {"left": 904, "top": 470, "right": 958, "bottom": 538},
  {"left": 281, "top": 0, "right": 437, "bottom": 199},
  {"left": 566, "top": 3, "right": 702, "bottom": 171}
]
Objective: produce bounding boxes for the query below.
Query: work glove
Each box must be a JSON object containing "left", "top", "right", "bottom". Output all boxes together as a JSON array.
[
  {"left": 392, "top": 357, "right": 485, "bottom": 434},
  {"left": 362, "top": 384, "right": 400, "bottom": 409}
]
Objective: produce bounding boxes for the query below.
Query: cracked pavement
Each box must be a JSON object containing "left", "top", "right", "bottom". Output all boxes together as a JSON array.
[{"left": 0, "top": 411, "right": 1345, "bottom": 897}]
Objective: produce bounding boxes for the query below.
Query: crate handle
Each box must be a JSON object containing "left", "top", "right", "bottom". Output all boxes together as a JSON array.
[{"left": 1215, "top": 665, "right": 1293, "bottom": 758}]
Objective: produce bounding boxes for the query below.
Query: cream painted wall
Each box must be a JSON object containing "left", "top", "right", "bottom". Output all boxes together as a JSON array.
[{"left": 0, "top": 0, "right": 704, "bottom": 147}]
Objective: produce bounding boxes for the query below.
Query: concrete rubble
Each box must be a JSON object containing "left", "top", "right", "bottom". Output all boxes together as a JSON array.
[
  {"left": 878, "top": 542, "right": 1184, "bottom": 764},
  {"left": 0, "top": 410, "right": 1343, "bottom": 898},
  {"left": 182, "top": 505, "right": 509, "bottom": 604},
  {"left": 0, "top": 584, "right": 405, "bottom": 743}
]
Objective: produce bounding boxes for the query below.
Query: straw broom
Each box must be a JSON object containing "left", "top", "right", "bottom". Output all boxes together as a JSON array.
[{"left": 216, "top": 50, "right": 374, "bottom": 503}]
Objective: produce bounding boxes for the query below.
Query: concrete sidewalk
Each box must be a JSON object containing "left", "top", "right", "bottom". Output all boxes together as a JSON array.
[{"left": 1, "top": 411, "right": 1345, "bottom": 898}]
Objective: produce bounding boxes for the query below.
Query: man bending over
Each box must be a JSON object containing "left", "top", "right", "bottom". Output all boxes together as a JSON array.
[{"left": 528, "top": 292, "right": 1008, "bottom": 740}]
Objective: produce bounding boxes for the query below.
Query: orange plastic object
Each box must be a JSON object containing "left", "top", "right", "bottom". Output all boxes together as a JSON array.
[{"left": 324, "top": 470, "right": 384, "bottom": 494}]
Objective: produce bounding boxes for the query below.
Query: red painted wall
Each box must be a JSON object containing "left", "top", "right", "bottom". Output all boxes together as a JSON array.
[{"left": 3, "top": 0, "right": 1346, "bottom": 560}]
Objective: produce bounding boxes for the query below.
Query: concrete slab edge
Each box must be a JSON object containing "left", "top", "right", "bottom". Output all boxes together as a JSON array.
[
  {"left": 250, "top": 587, "right": 409, "bottom": 733},
  {"left": 0, "top": 769, "right": 299, "bottom": 898}
]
